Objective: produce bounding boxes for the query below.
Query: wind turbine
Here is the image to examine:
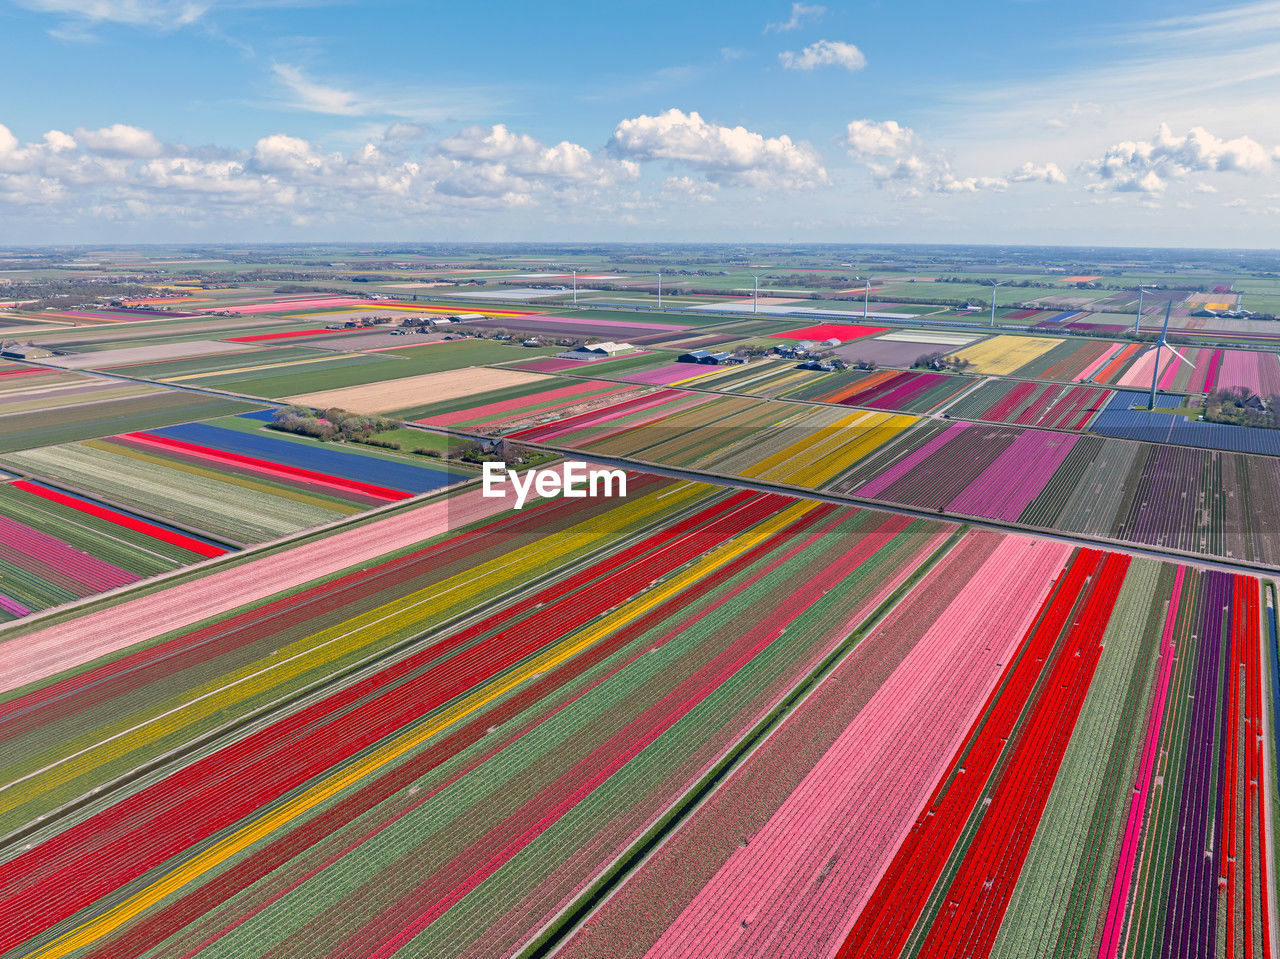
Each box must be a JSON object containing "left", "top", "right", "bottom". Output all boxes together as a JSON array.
[
  {"left": 1145, "top": 299, "right": 1192, "bottom": 410},
  {"left": 657, "top": 271, "right": 662, "bottom": 309},
  {"left": 571, "top": 270, "right": 577, "bottom": 306},
  {"left": 863, "top": 279, "right": 871, "bottom": 320},
  {"left": 987, "top": 279, "right": 1009, "bottom": 328},
  {"left": 752, "top": 274, "right": 760, "bottom": 314},
  {"left": 1134, "top": 285, "right": 1156, "bottom": 335}
]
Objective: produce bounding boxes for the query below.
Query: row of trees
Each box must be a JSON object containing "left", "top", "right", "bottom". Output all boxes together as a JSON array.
[
  {"left": 267, "top": 406, "right": 541, "bottom": 463},
  {"left": 270, "top": 406, "right": 400, "bottom": 442},
  {"left": 912, "top": 352, "right": 972, "bottom": 371}
]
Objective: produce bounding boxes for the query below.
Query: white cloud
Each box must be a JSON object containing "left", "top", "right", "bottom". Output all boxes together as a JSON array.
[
  {"left": 383, "top": 122, "right": 425, "bottom": 142},
  {"left": 14, "top": 0, "right": 209, "bottom": 29},
  {"left": 845, "top": 119, "right": 1007, "bottom": 194},
  {"left": 944, "top": 1, "right": 1280, "bottom": 169},
  {"left": 845, "top": 119, "right": 914, "bottom": 158},
  {"left": 0, "top": 119, "right": 656, "bottom": 227},
  {"left": 779, "top": 40, "right": 866, "bottom": 72},
  {"left": 439, "top": 124, "right": 637, "bottom": 186},
  {"left": 272, "top": 63, "right": 367, "bottom": 116},
  {"left": 0, "top": 126, "right": 21, "bottom": 157},
  {"left": 41, "top": 129, "right": 77, "bottom": 152},
  {"left": 250, "top": 133, "right": 328, "bottom": 173},
  {"left": 14, "top": 0, "right": 336, "bottom": 38},
  {"left": 662, "top": 175, "right": 719, "bottom": 203},
  {"left": 268, "top": 62, "right": 499, "bottom": 122},
  {"left": 1193, "top": 182, "right": 1218, "bottom": 193},
  {"left": 1085, "top": 123, "right": 1274, "bottom": 193},
  {"left": 73, "top": 123, "right": 163, "bottom": 157},
  {"left": 764, "top": 2, "right": 825, "bottom": 33},
  {"left": 1008, "top": 161, "right": 1067, "bottom": 184},
  {"left": 610, "top": 108, "right": 829, "bottom": 189},
  {"left": 0, "top": 124, "right": 89, "bottom": 175}
]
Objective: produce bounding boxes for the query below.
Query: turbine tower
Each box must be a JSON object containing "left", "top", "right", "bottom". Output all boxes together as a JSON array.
[
  {"left": 1146, "top": 299, "right": 1192, "bottom": 410},
  {"left": 657, "top": 271, "right": 662, "bottom": 309},
  {"left": 572, "top": 270, "right": 577, "bottom": 306},
  {"left": 1134, "top": 285, "right": 1156, "bottom": 335},
  {"left": 863, "top": 279, "right": 871, "bottom": 320},
  {"left": 987, "top": 279, "right": 1009, "bottom": 328},
  {"left": 753, "top": 275, "right": 760, "bottom": 314}
]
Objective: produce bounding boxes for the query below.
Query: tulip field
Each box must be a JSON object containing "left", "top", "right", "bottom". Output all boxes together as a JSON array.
[
  {"left": 829, "top": 419, "right": 1280, "bottom": 563},
  {"left": 431, "top": 367, "right": 1280, "bottom": 564},
  {"left": 0, "top": 475, "right": 1270, "bottom": 959},
  {"left": 785, "top": 367, "right": 972, "bottom": 413},
  {"left": 561, "top": 544, "right": 1272, "bottom": 959},
  {"left": 1, "top": 417, "right": 459, "bottom": 544},
  {"left": 0, "top": 478, "right": 226, "bottom": 620},
  {"left": 1, "top": 251, "right": 1279, "bottom": 959},
  {"left": 945, "top": 378, "right": 1113, "bottom": 430},
  {"left": 1014, "top": 337, "right": 1120, "bottom": 380},
  {"left": 0, "top": 478, "right": 953, "bottom": 957},
  {"left": 680, "top": 359, "right": 824, "bottom": 397},
  {"left": 509, "top": 389, "right": 917, "bottom": 489},
  {"left": 414, "top": 378, "right": 654, "bottom": 431},
  {"left": 947, "top": 334, "right": 1062, "bottom": 375}
]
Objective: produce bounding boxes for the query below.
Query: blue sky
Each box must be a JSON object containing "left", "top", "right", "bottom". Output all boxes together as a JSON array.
[{"left": 2, "top": 0, "right": 1279, "bottom": 245}]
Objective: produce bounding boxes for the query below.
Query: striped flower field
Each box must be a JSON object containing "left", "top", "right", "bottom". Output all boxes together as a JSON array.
[
  {"left": 944, "top": 378, "right": 1113, "bottom": 430},
  {"left": 785, "top": 368, "right": 971, "bottom": 413},
  {"left": 683, "top": 360, "right": 826, "bottom": 398},
  {"left": 1, "top": 419, "right": 459, "bottom": 544},
  {"left": 2, "top": 276, "right": 1279, "bottom": 959},
  {"left": 828, "top": 419, "right": 1280, "bottom": 564},
  {"left": 0, "top": 479, "right": 227, "bottom": 620},
  {"left": 434, "top": 372, "right": 1280, "bottom": 565},
  {"left": 504, "top": 389, "right": 917, "bottom": 491},
  {"left": 0, "top": 480, "right": 1269, "bottom": 958},
  {"left": 414, "top": 378, "right": 653, "bottom": 431},
  {"left": 947, "top": 335, "right": 1061, "bottom": 375},
  {"left": 560, "top": 546, "right": 1272, "bottom": 959}
]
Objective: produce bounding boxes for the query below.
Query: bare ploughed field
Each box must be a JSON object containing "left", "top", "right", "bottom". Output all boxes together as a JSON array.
[{"left": 287, "top": 367, "right": 551, "bottom": 414}]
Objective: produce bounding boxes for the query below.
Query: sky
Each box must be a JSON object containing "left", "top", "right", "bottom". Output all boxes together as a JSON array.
[{"left": 1, "top": 0, "right": 1279, "bottom": 246}]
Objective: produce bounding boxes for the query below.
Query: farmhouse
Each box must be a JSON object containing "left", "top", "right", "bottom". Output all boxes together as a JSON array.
[
  {"left": 557, "top": 341, "right": 636, "bottom": 361},
  {"left": 680, "top": 349, "right": 733, "bottom": 365},
  {"left": 582, "top": 341, "right": 634, "bottom": 356},
  {"left": 0, "top": 344, "right": 51, "bottom": 360}
]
